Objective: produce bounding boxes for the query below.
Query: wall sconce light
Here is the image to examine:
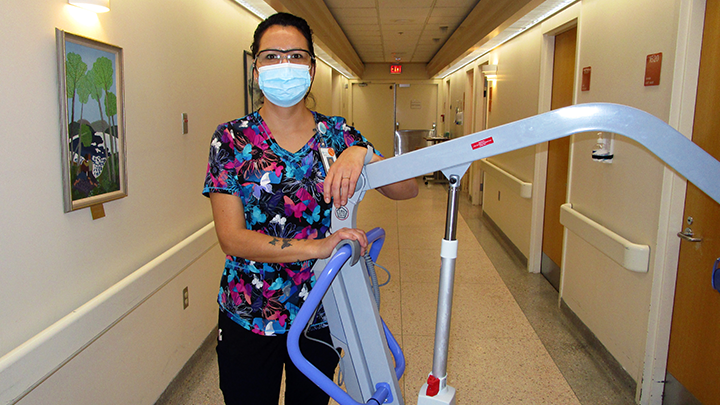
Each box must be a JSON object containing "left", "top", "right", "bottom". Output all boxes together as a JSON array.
[
  {"left": 482, "top": 64, "right": 498, "bottom": 81},
  {"left": 68, "top": 0, "right": 110, "bottom": 13}
]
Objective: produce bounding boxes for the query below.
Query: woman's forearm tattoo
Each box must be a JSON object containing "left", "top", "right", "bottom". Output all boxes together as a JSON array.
[{"left": 268, "top": 237, "right": 296, "bottom": 249}]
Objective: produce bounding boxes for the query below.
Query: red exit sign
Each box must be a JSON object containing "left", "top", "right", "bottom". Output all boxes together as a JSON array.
[{"left": 390, "top": 64, "right": 402, "bottom": 74}]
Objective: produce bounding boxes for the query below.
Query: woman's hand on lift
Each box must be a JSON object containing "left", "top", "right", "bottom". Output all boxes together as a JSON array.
[
  {"left": 323, "top": 145, "right": 367, "bottom": 208},
  {"left": 315, "top": 227, "right": 368, "bottom": 258},
  {"left": 324, "top": 145, "right": 418, "bottom": 206}
]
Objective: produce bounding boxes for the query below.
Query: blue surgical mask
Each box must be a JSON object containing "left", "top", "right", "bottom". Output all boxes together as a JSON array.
[{"left": 257, "top": 63, "right": 312, "bottom": 108}]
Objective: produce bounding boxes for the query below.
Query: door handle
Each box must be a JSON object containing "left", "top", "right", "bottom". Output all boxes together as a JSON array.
[{"left": 677, "top": 227, "right": 703, "bottom": 242}]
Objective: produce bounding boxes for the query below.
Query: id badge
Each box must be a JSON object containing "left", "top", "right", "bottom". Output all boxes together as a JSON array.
[{"left": 319, "top": 146, "right": 336, "bottom": 175}]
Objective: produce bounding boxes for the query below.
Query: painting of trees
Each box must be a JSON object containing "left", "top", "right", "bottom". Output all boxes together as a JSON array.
[{"left": 57, "top": 30, "right": 126, "bottom": 212}]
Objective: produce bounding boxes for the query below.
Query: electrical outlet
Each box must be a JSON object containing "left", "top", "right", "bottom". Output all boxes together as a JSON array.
[{"left": 183, "top": 286, "right": 189, "bottom": 309}]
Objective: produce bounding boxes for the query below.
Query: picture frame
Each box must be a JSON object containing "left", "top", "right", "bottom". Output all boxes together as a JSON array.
[
  {"left": 56, "top": 29, "right": 127, "bottom": 213},
  {"left": 243, "top": 50, "right": 259, "bottom": 115}
]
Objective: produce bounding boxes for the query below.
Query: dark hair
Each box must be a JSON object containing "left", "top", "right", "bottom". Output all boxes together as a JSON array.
[{"left": 251, "top": 12, "right": 315, "bottom": 58}]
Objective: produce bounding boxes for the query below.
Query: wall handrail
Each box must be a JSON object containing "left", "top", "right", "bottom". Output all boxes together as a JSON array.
[
  {"left": 0, "top": 222, "right": 218, "bottom": 404},
  {"left": 479, "top": 159, "right": 533, "bottom": 199},
  {"left": 559, "top": 203, "right": 650, "bottom": 273}
]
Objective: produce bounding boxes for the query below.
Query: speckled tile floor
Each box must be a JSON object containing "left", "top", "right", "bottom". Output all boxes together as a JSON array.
[{"left": 156, "top": 183, "right": 635, "bottom": 405}]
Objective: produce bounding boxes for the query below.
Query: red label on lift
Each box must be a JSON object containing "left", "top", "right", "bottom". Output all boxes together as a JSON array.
[{"left": 472, "top": 137, "right": 494, "bottom": 149}]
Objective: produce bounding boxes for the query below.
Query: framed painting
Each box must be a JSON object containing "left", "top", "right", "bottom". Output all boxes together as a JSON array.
[
  {"left": 243, "top": 50, "right": 260, "bottom": 115},
  {"left": 56, "top": 29, "right": 127, "bottom": 212}
]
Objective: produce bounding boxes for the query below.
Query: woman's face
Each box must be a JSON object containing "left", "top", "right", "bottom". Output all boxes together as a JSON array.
[{"left": 255, "top": 25, "right": 315, "bottom": 79}]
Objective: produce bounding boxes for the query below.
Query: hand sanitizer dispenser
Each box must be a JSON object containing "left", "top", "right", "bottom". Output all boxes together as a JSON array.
[{"left": 592, "top": 132, "right": 614, "bottom": 163}]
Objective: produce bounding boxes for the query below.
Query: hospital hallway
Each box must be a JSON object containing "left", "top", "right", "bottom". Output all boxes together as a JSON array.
[{"left": 156, "top": 182, "right": 636, "bottom": 405}]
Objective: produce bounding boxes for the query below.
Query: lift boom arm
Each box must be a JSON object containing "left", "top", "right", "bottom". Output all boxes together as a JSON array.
[{"left": 362, "top": 103, "right": 720, "bottom": 204}]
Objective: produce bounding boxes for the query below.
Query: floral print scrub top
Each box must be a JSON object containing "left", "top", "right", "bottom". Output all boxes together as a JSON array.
[{"left": 203, "top": 111, "right": 375, "bottom": 336}]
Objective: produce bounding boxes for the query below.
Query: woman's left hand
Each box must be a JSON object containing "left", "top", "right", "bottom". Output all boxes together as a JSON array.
[{"left": 323, "top": 145, "right": 368, "bottom": 207}]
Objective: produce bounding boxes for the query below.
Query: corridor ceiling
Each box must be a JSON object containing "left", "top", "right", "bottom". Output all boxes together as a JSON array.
[{"left": 236, "top": 0, "right": 576, "bottom": 78}]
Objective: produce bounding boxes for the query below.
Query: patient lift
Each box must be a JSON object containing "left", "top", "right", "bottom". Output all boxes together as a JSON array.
[{"left": 287, "top": 103, "right": 720, "bottom": 405}]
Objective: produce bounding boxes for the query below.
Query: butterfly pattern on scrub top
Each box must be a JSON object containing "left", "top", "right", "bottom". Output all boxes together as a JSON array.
[{"left": 202, "top": 110, "right": 375, "bottom": 336}]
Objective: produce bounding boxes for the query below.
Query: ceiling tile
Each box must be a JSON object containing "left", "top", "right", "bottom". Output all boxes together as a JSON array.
[
  {"left": 382, "top": 23, "right": 425, "bottom": 31},
  {"left": 382, "top": 29, "right": 422, "bottom": 36},
  {"left": 414, "top": 42, "right": 442, "bottom": 51},
  {"left": 319, "top": 0, "right": 543, "bottom": 73},
  {"left": 351, "top": 38, "right": 383, "bottom": 46},
  {"left": 426, "top": 16, "right": 463, "bottom": 26},
  {"left": 379, "top": 8, "right": 431, "bottom": 23},
  {"left": 421, "top": 24, "right": 458, "bottom": 36},
  {"left": 429, "top": 7, "right": 470, "bottom": 18},
  {"left": 384, "top": 43, "right": 420, "bottom": 53},
  {"left": 347, "top": 30, "right": 382, "bottom": 39},
  {"left": 329, "top": 7, "right": 378, "bottom": 19},
  {"left": 383, "top": 38, "right": 420, "bottom": 47},
  {"left": 335, "top": 16, "right": 379, "bottom": 26},
  {"left": 325, "top": 0, "right": 376, "bottom": 8},
  {"left": 377, "top": 0, "right": 435, "bottom": 8},
  {"left": 358, "top": 50, "right": 386, "bottom": 57},
  {"left": 433, "top": 0, "right": 479, "bottom": 8}
]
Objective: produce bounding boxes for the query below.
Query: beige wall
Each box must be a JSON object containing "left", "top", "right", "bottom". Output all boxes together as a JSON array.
[
  {"left": 17, "top": 242, "right": 225, "bottom": 404},
  {"left": 442, "top": 0, "right": 683, "bottom": 385},
  {"left": 0, "top": 0, "right": 256, "bottom": 358},
  {"left": 311, "top": 60, "right": 334, "bottom": 116},
  {"left": 0, "top": 0, "right": 257, "bottom": 402},
  {"left": 330, "top": 70, "right": 349, "bottom": 117},
  {"left": 563, "top": 0, "right": 680, "bottom": 383}
]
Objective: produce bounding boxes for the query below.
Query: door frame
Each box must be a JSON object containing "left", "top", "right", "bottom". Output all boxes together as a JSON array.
[
  {"left": 529, "top": 4, "right": 580, "bottom": 275},
  {"left": 641, "top": 0, "right": 706, "bottom": 403}
]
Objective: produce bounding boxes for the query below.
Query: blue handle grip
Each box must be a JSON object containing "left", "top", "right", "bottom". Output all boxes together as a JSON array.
[
  {"left": 366, "top": 227, "right": 386, "bottom": 262},
  {"left": 287, "top": 228, "right": 401, "bottom": 405}
]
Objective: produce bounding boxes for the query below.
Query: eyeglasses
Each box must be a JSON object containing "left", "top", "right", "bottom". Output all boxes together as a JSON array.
[{"left": 255, "top": 49, "right": 315, "bottom": 67}]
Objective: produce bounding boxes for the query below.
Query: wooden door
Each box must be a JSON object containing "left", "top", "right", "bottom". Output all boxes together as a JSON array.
[
  {"left": 352, "top": 83, "right": 395, "bottom": 157},
  {"left": 541, "top": 26, "right": 576, "bottom": 290},
  {"left": 666, "top": 2, "right": 720, "bottom": 403}
]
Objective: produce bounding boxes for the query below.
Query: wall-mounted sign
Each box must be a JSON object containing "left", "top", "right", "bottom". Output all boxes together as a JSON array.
[
  {"left": 644, "top": 52, "right": 662, "bottom": 86},
  {"left": 581, "top": 66, "right": 591, "bottom": 91},
  {"left": 390, "top": 64, "right": 402, "bottom": 74}
]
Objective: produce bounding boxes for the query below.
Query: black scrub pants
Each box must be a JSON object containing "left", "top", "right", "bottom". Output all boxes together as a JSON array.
[{"left": 216, "top": 311, "right": 340, "bottom": 405}]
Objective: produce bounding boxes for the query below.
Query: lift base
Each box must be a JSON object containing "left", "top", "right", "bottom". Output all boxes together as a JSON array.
[{"left": 417, "top": 384, "right": 456, "bottom": 405}]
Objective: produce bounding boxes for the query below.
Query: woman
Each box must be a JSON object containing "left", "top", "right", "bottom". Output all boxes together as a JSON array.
[{"left": 203, "top": 12, "right": 418, "bottom": 405}]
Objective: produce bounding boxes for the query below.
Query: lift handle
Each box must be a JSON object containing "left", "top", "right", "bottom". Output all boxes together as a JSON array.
[{"left": 287, "top": 229, "right": 401, "bottom": 405}]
